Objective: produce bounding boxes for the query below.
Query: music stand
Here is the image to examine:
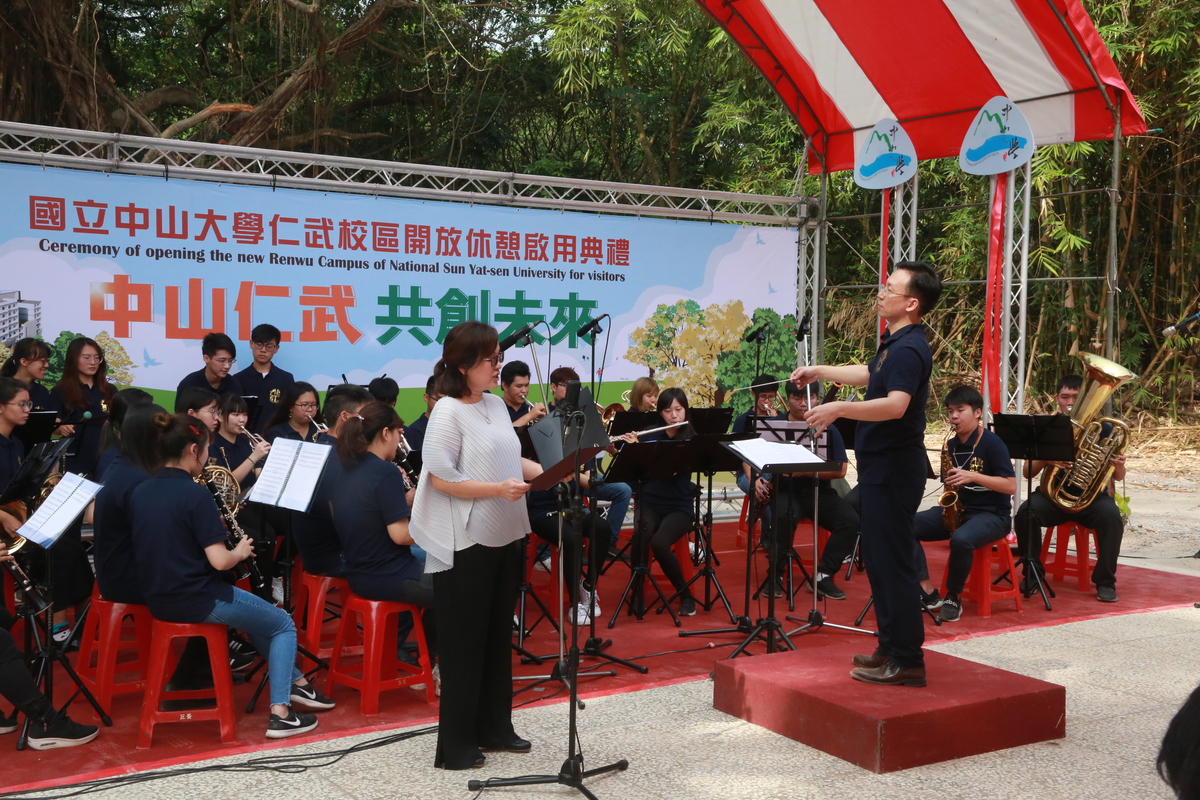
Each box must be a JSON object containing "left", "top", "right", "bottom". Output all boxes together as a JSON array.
[
  {"left": 687, "top": 408, "right": 733, "bottom": 436},
  {"left": 13, "top": 411, "right": 57, "bottom": 453},
  {"left": 991, "top": 413, "right": 1076, "bottom": 610}
]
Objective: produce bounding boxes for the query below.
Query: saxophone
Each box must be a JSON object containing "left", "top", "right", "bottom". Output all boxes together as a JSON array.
[
  {"left": 936, "top": 426, "right": 962, "bottom": 532},
  {"left": 1044, "top": 353, "right": 1136, "bottom": 511}
]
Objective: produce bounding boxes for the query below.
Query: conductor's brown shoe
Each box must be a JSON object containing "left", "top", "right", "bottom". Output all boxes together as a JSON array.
[
  {"left": 850, "top": 659, "right": 927, "bottom": 687},
  {"left": 852, "top": 649, "right": 887, "bottom": 669}
]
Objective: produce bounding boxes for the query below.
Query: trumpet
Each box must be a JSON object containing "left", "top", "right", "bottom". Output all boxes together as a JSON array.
[
  {"left": 308, "top": 413, "right": 329, "bottom": 433},
  {"left": 238, "top": 424, "right": 266, "bottom": 446}
]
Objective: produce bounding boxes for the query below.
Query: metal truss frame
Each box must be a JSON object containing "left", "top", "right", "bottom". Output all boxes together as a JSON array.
[
  {"left": 1001, "top": 161, "right": 1033, "bottom": 415},
  {"left": 891, "top": 175, "right": 919, "bottom": 264},
  {"left": 0, "top": 121, "right": 816, "bottom": 228}
]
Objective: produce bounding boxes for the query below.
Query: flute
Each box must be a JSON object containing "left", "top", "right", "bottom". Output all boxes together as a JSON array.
[{"left": 611, "top": 421, "right": 686, "bottom": 442}]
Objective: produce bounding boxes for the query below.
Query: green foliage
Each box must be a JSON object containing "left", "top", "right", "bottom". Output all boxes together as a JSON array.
[
  {"left": 45, "top": 331, "right": 83, "bottom": 388},
  {"left": 714, "top": 308, "right": 798, "bottom": 414}
]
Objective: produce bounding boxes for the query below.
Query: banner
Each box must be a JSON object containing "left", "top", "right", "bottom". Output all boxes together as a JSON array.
[{"left": 0, "top": 162, "right": 798, "bottom": 409}]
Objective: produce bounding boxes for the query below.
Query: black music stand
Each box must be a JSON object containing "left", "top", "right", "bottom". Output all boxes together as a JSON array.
[
  {"left": 659, "top": 433, "right": 745, "bottom": 625},
  {"left": 687, "top": 408, "right": 733, "bottom": 436},
  {"left": 13, "top": 411, "right": 57, "bottom": 453},
  {"left": 991, "top": 413, "right": 1076, "bottom": 610},
  {"left": 720, "top": 441, "right": 840, "bottom": 657},
  {"left": 603, "top": 439, "right": 685, "bottom": 628}
]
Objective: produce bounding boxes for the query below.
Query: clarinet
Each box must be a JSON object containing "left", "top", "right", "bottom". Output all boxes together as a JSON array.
[
  {"left": 2, "top": 556, "right": 51, "bottom": 615},
  {"left": 201, "top": 475, "right": 269, "bottom": 599}
]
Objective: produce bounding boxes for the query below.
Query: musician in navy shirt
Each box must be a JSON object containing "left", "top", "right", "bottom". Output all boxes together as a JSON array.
[
  {"left": 264, "top": 382, "right": 324, "bottom": 444},
  {"left": 176, "top": 332, "right": 243, "bottom": 397},
  {"left": 49, "top": 337, "right": 116, "bottom": 478},
  {"left": 0, "top": 378, "right": 30, "bottom": 546},
  {"left": 792, "top": 261, "right": 942, "bottom": 687},
  {"left": 130, "top": 412, "right": 333, "bottom": 737},
  {"left": 234, "top": 325, "right": 294, "bottom": 435},
  {"left": 0, "top": 338, "right": 53, "bottom": 413},
  {"left": 913, "top": 385, "right": 1016, "bottom": 623}
]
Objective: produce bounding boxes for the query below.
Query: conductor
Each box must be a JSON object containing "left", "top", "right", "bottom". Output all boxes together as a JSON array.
[{"left": 790, "top": 261, "right": 942, "bottom": 687}]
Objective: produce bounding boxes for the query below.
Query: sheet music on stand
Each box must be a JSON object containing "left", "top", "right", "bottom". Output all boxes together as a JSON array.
[
  {"left": 726, "top": 438, "right": 827, "bottom": 472},
  {"left": 754, "top": 419, "right": 829, "bottom": 459},
  {"left": 17, "top": 472, "right": 102, "bottom": 548},
  {"left": 247, "top": 439, "right": 331, "bottom": 511}
]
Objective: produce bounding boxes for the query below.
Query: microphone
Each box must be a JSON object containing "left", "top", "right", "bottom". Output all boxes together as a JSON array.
[
  {"left": 743, "top": 323, "right": 768, "bottom": 343},
  {"left": 563, "top": 380, "right": 581, "bottom": 412},
  {"left": 1162, "top": 312, "right": 1200, "bottom": 337},
  {"left": 576, "top": 314, "right": 609, "bottom": 339},
  {"left": 796, "top": 311, "right": 813, "bottom": 341},
  {"left": 500, "top": 322, "right": 539, "bottom": 351}
]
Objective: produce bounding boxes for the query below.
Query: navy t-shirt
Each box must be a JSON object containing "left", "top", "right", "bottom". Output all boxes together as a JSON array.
[
  {"left": 27, "top": 381, "right": 51, "bottom": 412},
  {"left": 95, "top": 445, "right": 119, "bottom": 482},
  {"left": 774, "top": 413, "right": 848, "bottom": 492},
  {"left": 854, "top": 324, "right": 932, "bottom": 484},
  {"left": 0, "top": 431, "right": 24, "bottom": 490},
  {"left": 947, "top": 428, "right": 1015, "bottom": 515},
  {"left": 49, "top": 380, "right": 113, "bottom": 477},
  {"left": 405, "top": 414, "right": 429, "bottom": 452},
  {"left": 265, "top": 420, "right": 321, "bottom": 444},
  {"left": 330, "top": 453, "right": 418, "bottom": 596},
  {"left": 131, "top": 467, "right": 234, "bottom": 622},
  {"left": 505, "top": 401, "right": 531, "bottom": 423},
  {"left": 208, "top": 432, "right": 258, "bottom": 490},
  {"left": 176, "top": 368, "right": 242, "bottom": 398},
  {"left": 93, "top": 454, "right": 150, "bottom": 604},
  {"left": 234, "top": 364, "right": 295, "bottom": 434},
  {"left": 638, "top": 430, "right": 695, "bottom": 515},
  {"left": 291, "top": 435, "right": 343, "bottom": 574}
]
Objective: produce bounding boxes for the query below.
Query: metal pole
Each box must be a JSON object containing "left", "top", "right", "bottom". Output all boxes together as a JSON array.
[{"left": 1105, "top": 98, "right": 1122, "bottom": 363}]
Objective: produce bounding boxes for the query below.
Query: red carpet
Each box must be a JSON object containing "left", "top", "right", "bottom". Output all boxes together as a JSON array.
[{"left": 4, "top": 521, "right": 1199, "bottom": 793}]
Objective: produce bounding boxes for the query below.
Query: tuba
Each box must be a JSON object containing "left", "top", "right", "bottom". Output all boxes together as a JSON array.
[
  {"left": 936, "top": 426, "right": 962, "bottom": 532},
  {"left": 1043, "top": 353, "right": 1136, "bottom": 511}
]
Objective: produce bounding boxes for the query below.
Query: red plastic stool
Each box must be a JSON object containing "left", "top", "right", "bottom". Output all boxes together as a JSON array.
[
  {"left": 292, "top": 571, "right": 360, "bottom": 661},
  {"left": 326, "top": 594, "right": 435, "bottom": 714},
  {"left": 76, "top": 593, "right": 153, "bottom": 714},
  {"left": 137, "top": 620, "right": 236, "bottom": 748},
  {"left": 791, "top": 518, "right": 832, "bottom": 571},
  {"left": 1040, "top": 522, "right": 1097, "bottom": 590},
  {"left": 941, "top": 541, "right": 1023, "bottom": 617},
  {"left": 735, "top": 496, "right": 751, "bottom": 548}
]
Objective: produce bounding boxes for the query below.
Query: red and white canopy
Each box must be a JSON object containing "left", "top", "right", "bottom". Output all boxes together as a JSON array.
[{"left": 696, "top": 0, "right": 1147, "bottom": 173}]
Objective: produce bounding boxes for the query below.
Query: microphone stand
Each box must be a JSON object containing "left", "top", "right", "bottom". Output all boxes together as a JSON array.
[{"left": 474, "top": 397, "right": 629, "bottom": 798}]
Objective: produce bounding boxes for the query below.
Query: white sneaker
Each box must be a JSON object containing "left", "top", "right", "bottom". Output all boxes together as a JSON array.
[
  {"left": 271, "top": 577, "right": 285, "bottom": 605},
  {"left": 533, "top": 551, "right": 551, "bottom": 572},
  {"left": 432, "top": 664, "right": 441, "bottom": 698},
  {"left": 577, "top": 581, "right": 601, "bottom": 622},
  {"left": 572, "top": 603, "right": 593, "bottom": 626}
]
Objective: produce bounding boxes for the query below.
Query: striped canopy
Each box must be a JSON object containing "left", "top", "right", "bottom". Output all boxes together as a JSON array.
[{"left": 697, "top": 0, "right": 1147, "bottom": 173}]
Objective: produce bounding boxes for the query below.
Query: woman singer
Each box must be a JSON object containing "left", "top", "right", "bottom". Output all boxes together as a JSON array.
[
  {"left": 264, "top": 383, "right": 325, "bottom": 444},
  {"left": 410, "top": 321, "right": 540, "bottom": 771},
  {"left": 48, "top": 337, "right": 116, "bottom": 478},
  {"left": 130, "top": 412, "right": 334, "bottom": 738},
  {"left": 622, "top": 387, "right": 698, "bottom": 617}
]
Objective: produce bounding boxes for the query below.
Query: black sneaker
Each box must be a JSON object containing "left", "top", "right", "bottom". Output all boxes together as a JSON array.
[
  {"left": 228, "top": 634, "right": 259, "bottom": 658},
  {"left": 290, "top": 682, "right": 336, "bottom": 711},
  {"left": 266, "top": 709, "right": 319, "bottom": 739},
  {"left": 0, "top": 713, "right": 17, "bottom": 735},
  {"left": 815, "top": 576, "right": 846, "bottom": 600},
  {"left": 938, "top": 595, "right": 962, "bottom": 623},
  {"left": 230, "top": 650, "right": 257, "bottom": 673},
  {"left": 921, "top": 588, "right": 944, "bottom": 610},
  {"left": 679, "top": 595, "right": 697, "bottom": 616},
  {"left": 1097, "top": 585, "right": 1118, "bottom": 603},
  {"left": 26, "top": 714, "right": 100, "bottom": 750}
]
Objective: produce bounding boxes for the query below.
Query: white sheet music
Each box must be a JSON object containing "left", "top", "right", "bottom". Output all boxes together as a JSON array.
[
  {"left": 247, "top": 439, "right": 331, "bottom": 511},
  {"left": 17, "top": 473, "right": 102, "bottom": 548},
  {"left": 727, "top": 438, "right": 826, "bottom": 472}
]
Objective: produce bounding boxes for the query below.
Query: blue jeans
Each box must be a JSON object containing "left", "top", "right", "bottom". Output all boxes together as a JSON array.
[
  {"left": 596, "top": 481, "right": 632, "bottom": 545},
  {"left": 913, "top": 507, "right": 1012, "bottom": 596},
  {"left": 205, "top": 587, "right": 301, "bottom": 708}
]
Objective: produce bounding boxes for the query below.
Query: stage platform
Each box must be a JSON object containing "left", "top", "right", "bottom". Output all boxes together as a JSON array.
[
  {"left": 713, "top": 640, "right": 1065, "bottom": 773},
  {"left": 3, "top": 520, "right": 1199, "bottom": 793}
]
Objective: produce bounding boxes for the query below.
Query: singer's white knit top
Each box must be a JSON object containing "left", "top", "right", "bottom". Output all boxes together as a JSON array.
[{"left": 409, "top": 393, "right": 528, "bottom": 573}]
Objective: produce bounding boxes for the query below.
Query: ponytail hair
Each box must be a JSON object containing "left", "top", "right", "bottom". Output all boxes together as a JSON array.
[
  {"left": 336, "top": 400, "right": 401, "bottom": 466},
  {"left": 122, "top": 403, "right": 168, "bottom": 474},
  {"left": 150, "top": 412, "right": 210, "bottom": 468},
  {"left": 0, "top": 338, "right": 51, "bottom": 378}
]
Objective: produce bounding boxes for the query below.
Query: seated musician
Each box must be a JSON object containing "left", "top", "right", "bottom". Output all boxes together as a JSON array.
[
  {"left": 208, "top": 393, "right": 271, "bottom": 490},
  {"left": 292, "top": 385, "right": 372, "bottom": 577},
  {"left": 500, "top": 361, "right": 547, "bottom": 428},
  {"left": 1, "top": 377, "right": 93, "bottom": 644},
  {"left": 233, "top": 324, "right": 294, "bottom": 436},
  {"left": 1014, "top": 375, "right": 1126, "bottom": 603},
  {"left": 130, "top": 412, "right": 334, "bottom": 738},
  {"left": 368, "top": 376, "right": 399, "bottom": 408},
  {"left": 95, "top": 389, "right": 153, "bottom": 481},
  {"left": 1, "top": 543, "right": 99, "bottom": 749},
  {"left": 628, "top": 377, "right": 659, "bottom": 413},
  {"left": 912, "top": 385, "right": 1015, "bottom": 623},
  {"left": 92, "top": 404, "right": 162, "bottom": 606},
  {"left": 622, "top": 387, "right": 699, "bottom": 617},
  {"left": 176, "top": 387, "right": 221, "bottom": 432},
  {"left": 176, "top": 332, "right": 243, "bottom": 396},
  {"left": 329, "top": 402, "right": 436, "bottom": 675},
  {"left": 731, "top": 375, "right": 780, "bottom": 544},
  {"left": 49, "top": 336, "right": 116, "bottom": 478},
  {"left": 404, "top": 376, "right": 439, "bottom": 453},
  {"left": 264, "top": 382, "right": 325, "bottom": 443},
  {"left": 768, "top": 382, "right": 859, "bottom": 601}
]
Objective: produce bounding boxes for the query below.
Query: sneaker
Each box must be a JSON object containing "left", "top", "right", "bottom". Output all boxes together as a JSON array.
[
  {"left": 689, "top": 540, "right": 705, "bottom": 561},
  {"left": 572, "top": 603, "right": 593, "bottom": 626},
  {"left": 814, "top": 576, "right": 846, "bottom": 600},
  {"left": 432, "top": 664, "right": 441, "bottom": 698},
  {"left": 228, "top": 633, "right": 259, "bottom": 658},
  {"left": 768, "top": 579, "right": 786, "bottom": 598},
  {"left": 26, "top": 714, "right": 99, "bottom": 750},
  {"left": 1097, "top": 585, "right": 1118, "bottom": 603},
  {"left": 271, "top": 577, "right": 285, "bottom": 605},
  {"left": 578, "top": 581, "right": 601, "bottom": 618},
  {"left": 533, "top": 550, "right": 551, "bottom": 572},
  {"left": 921, "top": 588, "right": 944, "bottom": 610},
  {"left": 51, "top": 622, "right": 70, "bottom": 645},
  {"left": 939, "top": 595, "right": 962, "bottom": 623},
  {"left": 266, "top": 709, "right": 318, "bottom": 739},
  {"left": 0, "top": 713, "right": 17, "bottom": 735},
  {"left": 679, "top": 595, "right": 697, "bottom": 617},
  {"left": 290, "top": 682, "right": 336, "bottom": 711},
  {"left": 230, "top": 650, "right": 257, "bottom": 673}
]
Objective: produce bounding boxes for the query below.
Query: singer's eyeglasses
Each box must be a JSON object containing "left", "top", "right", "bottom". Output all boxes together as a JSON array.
[{"left": 484, "top": 353, "right": 504, "bottom": 367}]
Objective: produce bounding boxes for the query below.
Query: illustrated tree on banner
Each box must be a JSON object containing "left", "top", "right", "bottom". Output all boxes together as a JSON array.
[
  {"left": 959, "top": 97, "right": 1035, "bottom": 416},
  {"left": 854, "top": 118, "right": 919, "bottom": 337}
]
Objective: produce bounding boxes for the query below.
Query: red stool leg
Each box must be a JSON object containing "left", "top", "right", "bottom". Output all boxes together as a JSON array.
[
  {"left": 137, "top": 630, "right": 175, "bottom": 749},
  {"left": 203, "top": 627, "right": 237, "bottom": 743}
]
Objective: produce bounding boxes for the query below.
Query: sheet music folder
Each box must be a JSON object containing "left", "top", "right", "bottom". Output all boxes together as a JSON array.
[
  {"left": 247, "top": 439, "right": 331, "bottom": 512},
  {"left": 17, "top": 472, "right": 102, "bottom": 549},
  {"left": 721, "top": 439, "right": 838, "bottom": 475}
]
